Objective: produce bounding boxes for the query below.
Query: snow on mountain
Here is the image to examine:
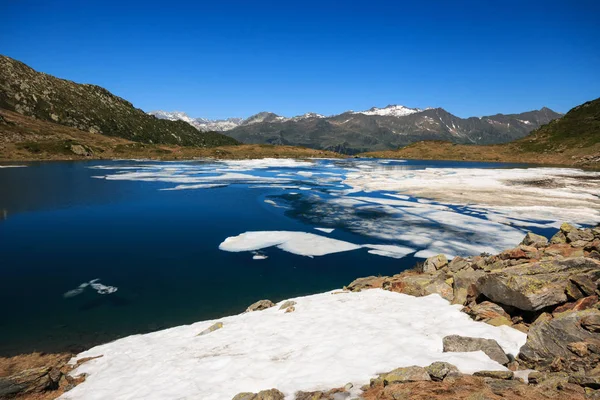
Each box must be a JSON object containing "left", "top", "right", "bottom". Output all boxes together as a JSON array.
[
  {"left": 149, "top": 111, "right": 243, "bottom": 132},
  {"left": 353, "top": 105, "right": 424, "bottom": 117},
  {"left": 291, "top": 112, "right": 326, "bottom": 121}
]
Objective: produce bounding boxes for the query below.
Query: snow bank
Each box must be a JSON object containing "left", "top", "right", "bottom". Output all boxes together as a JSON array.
[{"left": 62, "top": 289, "right": 526, "bottom": 400}]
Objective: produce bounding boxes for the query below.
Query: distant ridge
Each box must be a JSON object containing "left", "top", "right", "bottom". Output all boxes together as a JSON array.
[{"left": 0, "top": 55, "right": 238, "bottom": 147}]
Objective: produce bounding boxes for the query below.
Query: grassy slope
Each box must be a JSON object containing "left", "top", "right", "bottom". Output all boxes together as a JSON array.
[
  {"left": 0, "top": 108, "right": 342, "bottom": 161},
  {"left": 362, "top": 98, "right": 600, "bottom": 168}
]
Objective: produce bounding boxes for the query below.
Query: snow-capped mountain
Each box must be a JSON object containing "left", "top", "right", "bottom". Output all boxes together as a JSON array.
[
  {"left": 353, "top": 105, "right": 425, "bottom": 117},
  {"left": 149, "top": 111, "right": 244, "bottom": 132}
]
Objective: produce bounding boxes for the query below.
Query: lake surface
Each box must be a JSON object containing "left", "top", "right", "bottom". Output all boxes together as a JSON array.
[{"left": 1, "top": 158, "right": 598, "bottom": 356}]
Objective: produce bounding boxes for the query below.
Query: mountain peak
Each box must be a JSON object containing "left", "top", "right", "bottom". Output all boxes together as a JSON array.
[{"left": 354, "top": 104, "right": 423, "bottom": 117}]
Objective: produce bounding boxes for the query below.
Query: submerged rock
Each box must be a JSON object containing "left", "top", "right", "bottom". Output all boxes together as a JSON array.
[
  {"left": 246, "top": 299, "right": 275, "bottom": 312},
  {"left": 442, "top": 335, "right": 509, "bottom": 365}
]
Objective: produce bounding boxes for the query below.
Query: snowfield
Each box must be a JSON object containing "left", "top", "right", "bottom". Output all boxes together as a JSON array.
[{"left": 61, "top": 289, "right": 526, "bottom": 400}]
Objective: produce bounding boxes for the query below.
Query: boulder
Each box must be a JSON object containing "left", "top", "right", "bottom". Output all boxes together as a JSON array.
[
  {"left": 551, "top": 231, "right": 567, "bottom": 244},
  {"left": 518, "top": 309, "right": 600, "bottom": 371},
  {"left": 477, "top": 257, "right": 600, "bottom": 311},
  {"left": 443, "top": 335, "right": 509, "bottom": 365},
  {"left": 69, "top": 144, "right": 92, "bottom": 156},
  {"left": 422, "top": 254, "right": 448, "bottom": 273},
  {"left": 377, "top": 366, "right": 431, "bottom": 386},
  {"left": 567, "top": 229, "right": 595, "bottom": 245},
  {"left": 345, "top": 276, "right": 382, "bottom": 292},
  {"left": 451, "top": 269, "right": 484, "bottom": 305},
  {"left": 0, "top": 367, "right": 52, "bottom": 397},
  {"left": 425, "top": 362, "right": 459, "bottom": 381},
  {"left": 521, "top": 232, "right": 549, "bottom": 248},
  {"left": 448, "top": 257, "right": 470, "bottom": 273},
  {"left": 232, "top": 389, "right": 285, "bottom": 400},
  {"left": 246, "top": 300, "right": 275, "bottom": 312},
  {"left": 553, "top": 296, "right": 598, "bottom": 314},
  {"left": 463, "top": 301, "right": 512, "bottom": 327},
  {"left": 279, "top": 300, "right": 296, "bottom": 310},
  {"left": 390, "top": 272, "right": 453, "bottom": 302}
]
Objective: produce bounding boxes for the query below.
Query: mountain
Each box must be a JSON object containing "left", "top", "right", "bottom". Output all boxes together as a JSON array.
[
  {"left": 148, "top": 110, "right": 244, "bottom": 132},
  {"left": 222, "top": 105, "right": 562, "bottom": 154},
  {"left": 0, "top": 55, "right": 238, "bottom": 147}
]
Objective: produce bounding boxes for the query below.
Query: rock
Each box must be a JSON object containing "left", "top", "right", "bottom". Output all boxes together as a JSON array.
[
  {"left": 443, "top": 335, "right": 509, "bottom": 365},
  {"left": 477, "top": 257, "right": 600, "bottom": 311},
  {"left": 498, "top": 248, "right": 529, "bottom": 260},
  {"left": 518, "top": 309, "right": 600, "bottom": 371},
  {"left": 463, "top": 301, "right": 511, "bottom": 326},
  {"left": 246, "top": 300, "right": 275, "bottom": 312},
  {"left": 544, "top": 244, "right": 585, "bottom": 258},
  {"left": 197, "top": 322, "right": 223, "bottom": 336},
  {"left": 570, "top": 275, "right": 598, "bottom": 297},
  {"left": 567, "top": 229, "right": 595, "bottom": 244},
  {"left": 569, "top": 374, "right": 600, "bottom": 389},
  {"left": 295, "top": 388, "right": 350, "bottom": 399},
  {"left": 232, "top": 389, "right": 285, "bottom": 400},
  {"left": 448, "top": 256, "right": 470, "bottom": 273},
  {"left": 451, "top": 269, "right": 484, "bottom": 305},
  {"left": 285, "top": 306, "right": 295, "bottom": 313},
  {"left": 551, "top": 230, "right": 567, "bottom": 244},
  {"left": 0, "top": 367, "right": 52, "bottom": 397},
  {"left": 521, "top": 232, "right": 549, "bottom": 248},
  {"left": 568, "top": 341, "right": 589, "bottom": 357},
  {"left": 422, "top": 254, "right": 448, "bottom": 273},
  {"left": 70, "top": 144, "right": 92, "bottom": 156},
  {"left": 345, "top": 276, "right": 381, "bottom": 292},
  {"left": 483, "top": 377, "right": 522, "bottom": 395},
  {"left": 473, "top": 370, "right": 514, "bottom": 380},
  {"left": 561, "top": 222, "right": 577, "bottom": 234},
  {"left": 582, "top": 313, "right": 600, "bottom": 332},
  {"left": 378, "top": 366, "right": 431, "bottom": 386},
  {"left": 391, "top": 272, "right": 453, "bottom": 302},
  {"left": 279, "top": 300, "right": 296, "bottom": 310},
  {"left": 425, "top": 362, "right": 459, "bottom": 381},
  {"left": 553, "top": 296, "right": 598, "bottom": 314}
]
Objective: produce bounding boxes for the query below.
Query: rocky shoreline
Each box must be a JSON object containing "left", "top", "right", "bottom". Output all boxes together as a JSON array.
[{"left": 2, "top": 224, "right": 600, "bottom": 399}]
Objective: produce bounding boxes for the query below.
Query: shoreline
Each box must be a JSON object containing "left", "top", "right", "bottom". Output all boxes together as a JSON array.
[{"left": 4, "top": 224, "right": 600, "bottom": 399}]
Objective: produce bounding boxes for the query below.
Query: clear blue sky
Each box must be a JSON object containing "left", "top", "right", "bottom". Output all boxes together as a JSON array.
[{"left": 2, "top": 0, "right": 599, "bottom": 119}]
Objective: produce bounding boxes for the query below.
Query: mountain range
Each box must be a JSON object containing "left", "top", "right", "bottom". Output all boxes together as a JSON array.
[{"left": 152, "top": 105, "right": 562, "bottom": 154}]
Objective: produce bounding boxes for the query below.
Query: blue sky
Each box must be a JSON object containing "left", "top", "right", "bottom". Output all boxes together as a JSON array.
[{"left": 2, "top": 0, "right": 599, "bottom": 119}]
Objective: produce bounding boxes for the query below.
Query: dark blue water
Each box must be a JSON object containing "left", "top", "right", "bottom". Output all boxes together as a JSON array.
[{"left": 0, "top": 158, "right": 534, "bottom": 356}]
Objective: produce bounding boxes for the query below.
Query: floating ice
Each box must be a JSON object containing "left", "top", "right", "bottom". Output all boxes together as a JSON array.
[
  {"left": 219, "top": 231, "right": 362, "bottom": 257},
  {"left": 363, "top": 244, "right": 416, "bottom": 259},
  {"left": 64, "top": 279, "right": 118, "bottom": 298},
  {"left": 0, "top": 165, "right": 27, "bottom": 168},
  {"left": 63, "top": 289, "right": 526, "bottom": 400},
  {"left": 160, "top": 184, "right": 228, "bottom": 191},
  {"left": 314, "top": 227, "right": 335, "bottom": 233}
]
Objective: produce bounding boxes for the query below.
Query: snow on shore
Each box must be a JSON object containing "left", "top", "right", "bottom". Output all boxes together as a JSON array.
[{"left": 61, "top": 289, "right": 526, "bottom": 400}]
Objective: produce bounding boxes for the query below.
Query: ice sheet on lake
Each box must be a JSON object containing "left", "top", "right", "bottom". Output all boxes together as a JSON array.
[
  {"left": 219, "top": 231, "right": 362, "bottom": 257},
  {"left": 0, "top": 165, "right": 27, "bottom": 168},
  {"left": 160, "top": 184, "right": 228, "bottom": 191},
  {"left": 63, "top": 289, "right": 526, "bottom": 400},
  {"left": 363, "top": 244, "right": 416, "bottom": 259},
  {"left": 314, "top": 227, "right": 335, "bottom": 233}
]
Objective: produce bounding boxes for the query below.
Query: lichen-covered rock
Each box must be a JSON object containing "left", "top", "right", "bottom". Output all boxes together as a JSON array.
[
  {"left": 197, "top": 322, "right": 223, "bottom": 336},
  {"left": 246, "top": 299, "right": 275, "bottom": 312},
  {"left": 279, "top": 300, "right": 296, "bottom": 310},
  {"left": 472, "top": 370, "right": 514, "bottom": 380},
  {"left": 422, "top": 254, "right": 448, "bottom": 273},
  {"left": 451, "top": 269, "right": 484, "bottom": 305},
  {"left": 0, "top": 367, "right": 52, "bottom": 397},
  {"left": 521, "top": 232, "right": 549, "bottom": 248},
  {"left": 477, "top": 257, "right": 600, "bottom": 311},
  {"left": 232, "top": 389, "right": 285, "bottom": 400},
  {"left": 443, "top": 335, "right": 509, "bottom": 365},
  {"left": 518, "top": 309, "right": 600, "bottom": 372},
  {"left": 463, "top": 301, "right": 512, "bottom": 327},
  {"left": 377, "top": 366, "right": 431, "bottom": 386},
  {"left": 391, "top": 272, "right": 453, "bottom": 302},
  {"left": 345, "top": 276, "right": 382, "bottom": 292},
  {"left": 553, "top": 295, "right": 598, "bottom": 314},
  {"left": 448, "top": 256, "right": 470, "bottom": 273},
  {"left": 425, "top": 362, "right": 459, "bottom": 381}
]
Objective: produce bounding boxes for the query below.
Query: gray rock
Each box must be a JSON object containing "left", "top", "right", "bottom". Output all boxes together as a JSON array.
[
  {"left": 425, "top": 361, "right": 459, "bottom": 381},
  {"left": 232, "top": 389, "right": 285, "bottom": 400},
  {"left": 422, "top": 254, "right": 448, "bottom": 273},
  {"left": 477, "top": 257, "right": 600, "bottom": 311},
  {"left": 451, "top": 269, "right": 484, "bottom": 305},
  {"left": 379, "top": 366, "right": 431, "bottom": 386},
  {"left": 473, "top": 370, "right": 514, "bottom": 379},
  {"left": 246, "top": 299, "right": 275, "bottom": 312},
  {"left": 443, "top": 335, "right": 510, "bottom": 365},
  {"left": 197, "top": 322, "right": 223, "bottom": 336},
  {"left": 448, "top": 256, "right": 470, "bottom": 273},
  {"left": 279, "top": 300, "right": 296, "bottom": 310},
  {"left": 521, "top": 232, "right": 548, "bottom": 248}
]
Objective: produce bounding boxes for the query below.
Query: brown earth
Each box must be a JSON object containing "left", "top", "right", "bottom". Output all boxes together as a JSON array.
[
  {"left": 0, "top": 108, "right": 342, "bottom": 162},
  {"left": 361, "top": 140, "right": 600, "bottom": 168}
]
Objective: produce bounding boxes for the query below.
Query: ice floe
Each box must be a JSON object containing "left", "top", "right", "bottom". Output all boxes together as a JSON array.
[
  {"left": 63, "top": 279, "right": 118, "bottom": 298},
  {"left": 63, "top": 289, "right": 526, "bottom": 400},
  {"left": 219, "top": 231, "right": 362, "bottom": 257},
  {"left": 314, "top": 227, "right": 335, "bottom": 233},
  {"left": 363, "top": 244, "right": 416, "bottom": 259},
  {"left": 0, "top": 165, "right": 27, "bottom": 168}
]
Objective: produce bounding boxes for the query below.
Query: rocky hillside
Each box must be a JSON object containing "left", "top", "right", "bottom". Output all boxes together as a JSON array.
[
  {"left": 0, "top": 55, "right": 238, "bottom": 147},
  {"left": 224, "top": 105, "right": 561, "bottom": 154}
]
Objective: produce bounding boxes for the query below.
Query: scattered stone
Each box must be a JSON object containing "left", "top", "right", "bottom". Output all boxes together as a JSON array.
[
  {"left": 443, "top": 335, "right": 509, "bottom": 365},
  {"left": 285, "top": 306, "right": 295, "bottom": 313},
  {"left": 246, "top": 299, "right": 275, "bottom": 312},
  {"left": 232, "top": 389, "right": 285, "bottom": 400},
  {"left": 279, "top": 300, "right": 296, "bottom": 310},
  {"left": 521, "top": 232, "right": 549, "bottom": 248},
  {"left": 197, "top": 322, "right": 223, "bottom": 336},
  {"left": 391, "top": 272, "right": 454, "bottom": 302},
  {"left": 345, "top": 276, "right": 382, "bottom": 292},
  {"left": 473, "top": 371, "right": 515, "bottom": 379},
  {"left": 463, "top": 301, "right": 512, "bottom": 326},
  {"left": 378, "top": 366, "right": 431, "bottom": 386},
  {"left": 425, "top": 362, "right": 459, "bottom": 381},
  {"left": 422, "top": 254, "right": 448, "bottom": 273}
]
